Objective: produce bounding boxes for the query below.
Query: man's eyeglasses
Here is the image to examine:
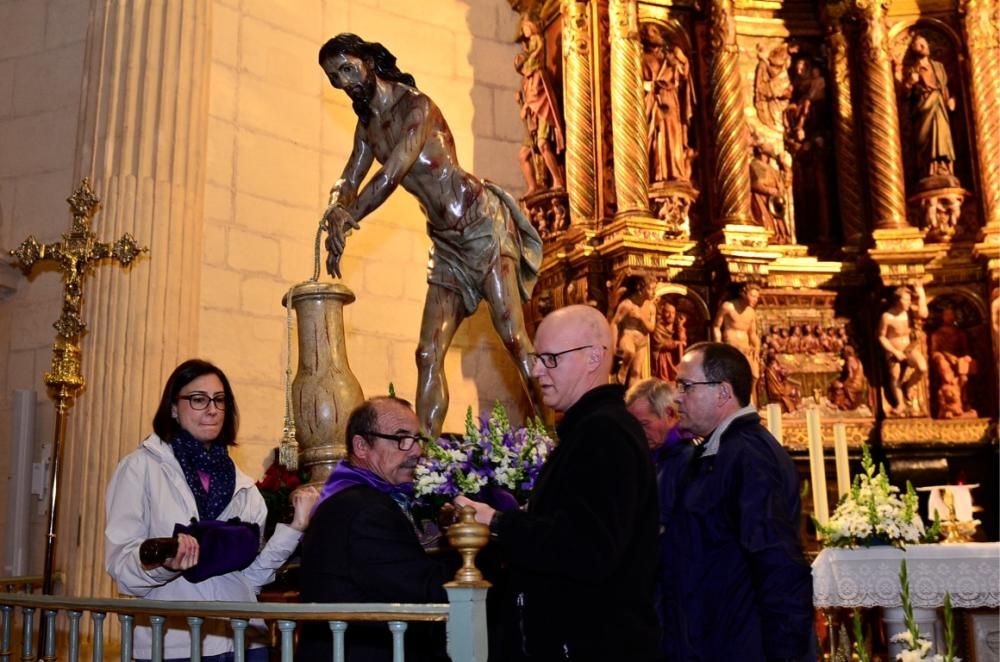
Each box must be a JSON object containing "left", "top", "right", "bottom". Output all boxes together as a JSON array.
[
  {"left": 177, "top": 393, "right": 227, "bottom": 411},
  {"left": 362, "top": 431, "right": 427, "bottom": 451},
  {"left": 676, "top": 380, "right": 722, "bottom": 394},
  {"left": 528, "top": 344, "right": 604, "bottom": 369}
]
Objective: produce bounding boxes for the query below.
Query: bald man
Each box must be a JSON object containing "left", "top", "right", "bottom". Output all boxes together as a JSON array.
[{"left": 457, "top": 305, "right": 660, "bottom": 661}]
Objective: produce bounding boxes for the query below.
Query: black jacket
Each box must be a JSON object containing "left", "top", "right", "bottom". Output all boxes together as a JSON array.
[
  {"left": 494, "top": 384, "right": 661, "bottom": 661},
  {"left": 296, "top": 485, "right": 450, "bottom": 662},
  {"left": 660, "top": 412, "right": 813, "bottom": 661}
]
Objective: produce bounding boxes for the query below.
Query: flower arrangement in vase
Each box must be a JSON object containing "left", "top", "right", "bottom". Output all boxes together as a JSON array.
[
  {"left": 816, "top": 444, "right": 940, "bottom": 548},
  {"left": 414, "top": 402, "right": 555, "bottom": 512}
]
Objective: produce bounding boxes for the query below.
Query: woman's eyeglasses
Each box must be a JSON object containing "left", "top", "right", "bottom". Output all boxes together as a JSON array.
[{"left": 177, "top": 393, "right": 227, "bottom": 411}]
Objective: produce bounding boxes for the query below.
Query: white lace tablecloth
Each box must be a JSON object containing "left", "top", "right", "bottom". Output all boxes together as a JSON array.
[{"left": 812, "top": 543, "right": 1000, "bottom": 608}]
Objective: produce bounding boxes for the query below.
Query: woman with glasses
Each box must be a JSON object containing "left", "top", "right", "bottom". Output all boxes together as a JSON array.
[{"left": 105, "top": 359, "right": 319, "bottom": 662}]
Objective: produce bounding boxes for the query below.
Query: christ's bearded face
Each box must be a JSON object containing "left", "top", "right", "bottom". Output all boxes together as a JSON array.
[{"left": 321, "top": 53, "right": 375, "bottom": 105}]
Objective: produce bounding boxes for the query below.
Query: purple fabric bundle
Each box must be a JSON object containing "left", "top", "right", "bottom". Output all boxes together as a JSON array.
[{"left": 172, "top": 518, "right": 260, "bottom": 583}]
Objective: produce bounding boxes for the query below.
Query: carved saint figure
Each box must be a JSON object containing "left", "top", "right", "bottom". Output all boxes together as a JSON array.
[
  {"left": 641, "top": 24, "right": 695, "bottom": 183},
  {"left": 877, "top": 284, "right": 929, "bottom": 416},
  {"left": 610, "top": 276, "right": 658, "bottom": 387},
  {"left": 318, "top": 34, "right": 543, "bottom": 438},
  {"left": 929, "top": 305, "right": 978, "bottom": 418},
  {"left": 828, "top": 344, "right": 866, "bottom": 411},
  {"left": 764, "top": 353, "right": 801, "bottom": 413},
  {"left": 653, "top": 300, "right": 687, "bottom": 383},
  {"left": 515, "top": 18, "right": 565, "bottom": 194},
  {"left": 712, "top": 284, "right": 762, "bottom": 381},
  {"left": 749, "top": 143, "right": 791, "bottom": 242},
  {"left": 754, "top": 43, "right": 793, "bottom": 130},
  {"left": 786, "top": 57, "right": 833, "bottom": 244},
  {"left": 903, "top": 34, "right": 957, "bottom": 180}
]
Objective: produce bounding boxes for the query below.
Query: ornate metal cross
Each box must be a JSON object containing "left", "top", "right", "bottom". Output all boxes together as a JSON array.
[{"left": 8, "top": 177, "right": 147, "bottom": 595}]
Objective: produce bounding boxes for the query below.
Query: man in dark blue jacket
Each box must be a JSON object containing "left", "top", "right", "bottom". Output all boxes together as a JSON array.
[{"left": 663, "top": 341, "right": 813, "bottom": 661}]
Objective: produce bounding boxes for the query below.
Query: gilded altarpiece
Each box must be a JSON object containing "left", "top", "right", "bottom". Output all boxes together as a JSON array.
[{"left": 509, "top": 0, "right": 998, "bottom": 538}]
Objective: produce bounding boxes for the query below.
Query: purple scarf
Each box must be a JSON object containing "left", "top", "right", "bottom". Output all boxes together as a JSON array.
[{"left": 317, "top": 460, "right": 415, "bottom": 515}]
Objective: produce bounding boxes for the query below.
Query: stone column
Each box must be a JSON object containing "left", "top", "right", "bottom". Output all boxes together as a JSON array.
[
  {"left": 961, "top": 0, "right": 1000, "bottom": 231},
  {"left": 59, "top": 0, "right": 211, "bottom": 599},
  {"left": 562, "top": 0, "right": 599, "bottom": 226},
  {"left": 608, "top": 0, "right": 651, "bottom": 219},
  {"left": 852, "top": 0, "right": 909, "bottom": 231},
  {"left": 824, "top": 9, "right": 867, "bottom": 246},
  {"left": 708, "top": 0, "right": 750, "bottom": 226}
]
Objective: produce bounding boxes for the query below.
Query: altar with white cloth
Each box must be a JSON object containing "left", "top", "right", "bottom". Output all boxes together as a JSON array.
[{"left": 812, "top": 543, "right": 1000, "bottom": 659}]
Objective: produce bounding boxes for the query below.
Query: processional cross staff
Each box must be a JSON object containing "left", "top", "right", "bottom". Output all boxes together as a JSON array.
[{"left": 9, "top": 178, "right": 147, "bottom": 595}]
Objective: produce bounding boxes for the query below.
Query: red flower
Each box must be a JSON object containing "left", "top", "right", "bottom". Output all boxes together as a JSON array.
[
  {"left": 258, "top": 474, "right": 281, "bottom": 492},
  {"left": 284, "top": 474, "right": 301, "bottom": 490}
]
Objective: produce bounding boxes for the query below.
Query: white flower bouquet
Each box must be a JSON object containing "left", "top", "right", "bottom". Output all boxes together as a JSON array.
[
  {"left": 414, "top": 402, "right": 555, "bottom": 511},
  {"left": 817, "top": 444, "right": 939, "bottom": 548}
]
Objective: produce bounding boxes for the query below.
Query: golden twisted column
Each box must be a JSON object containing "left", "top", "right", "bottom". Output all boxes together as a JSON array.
[
  {"left": 825, "top": 13, "right": 867, "bottom": 244},
  {"left": 562, "top": 0, "right": 598, "bottom": 225},
  {"left": 852, "top": 0, "right": 909, "bottom": 230},
  {"left": 961, "top": 0, "right": 1000, "bottom": 228},
  {"left": 708, "top": 0, "right": 750, "bottom": 225},
  {"left": 60, "top": 0, "right": 211, "bottom": 600},
  {"left": 608, "top": 0, "right": 651, "bottom": 218}
]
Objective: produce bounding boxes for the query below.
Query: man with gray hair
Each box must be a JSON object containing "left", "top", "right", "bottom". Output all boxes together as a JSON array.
[
  {"left": 625, "top": 377, "right": 693, "bottom": 655},
  {"left": 663, "top": 341, "right": 812, "bottom": 661},
  {"left": 625, "top": 378, "right": 692, "bottom": 518}
]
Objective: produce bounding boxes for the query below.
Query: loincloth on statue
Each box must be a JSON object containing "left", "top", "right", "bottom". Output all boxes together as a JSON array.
[{"left": 426, "top": 181, "right": 543, "bottom": 315}]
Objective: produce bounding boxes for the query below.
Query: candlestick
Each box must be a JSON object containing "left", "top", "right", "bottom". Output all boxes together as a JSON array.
[
  {"left": 806, "top": 407, "right": 829, "bottom": 526},
  {"left": 833, "top": 423, "right": 850, "bottom": 499},
  {"left": 766, "top": 403, "right": 783, "bottom": 444}
]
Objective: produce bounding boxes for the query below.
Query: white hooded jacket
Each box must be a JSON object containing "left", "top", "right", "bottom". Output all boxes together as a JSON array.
[{"left": 105, "top": 433, "right": 302, "bottom": 659}]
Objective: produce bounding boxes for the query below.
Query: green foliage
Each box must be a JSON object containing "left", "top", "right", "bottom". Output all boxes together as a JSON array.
[{"left": 852, "top": 609, "right": 870, "bottom": 662}]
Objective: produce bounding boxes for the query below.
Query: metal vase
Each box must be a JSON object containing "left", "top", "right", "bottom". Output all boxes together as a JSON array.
[{"left": 284, "top": 282, "right": 364, "bottom": 484}]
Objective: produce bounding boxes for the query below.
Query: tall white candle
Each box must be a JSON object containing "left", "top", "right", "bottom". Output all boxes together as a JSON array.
[
  {"left": 833, "top": 423, "right": 850, "bottom": 499},
  {"left": 766, "top": 403, "right": 783, "bottom": 445},
  {"left": 806, "top": 407, "right": 829, "bottom": 526}
]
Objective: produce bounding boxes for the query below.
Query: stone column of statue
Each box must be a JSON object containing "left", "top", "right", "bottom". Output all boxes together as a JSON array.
[
  {"left": 609, "top": 276, "right": 658, "bottom": 387},
  {"left": 877, "top": 284, "right": 929, "bottom": 416},
  {"left": 652, "top": 300, "right": 687, "bottom": 383},
  {"left": 608, "top": 0, "right": 652, "bottom": 219},
  {"left": 708, "top": 0, "right": 752, "bottom": 224},
  {"left": 929, "top": 304, "right": 978, "bottom": 418},
  {"left": 711, "top": 284, "right": 762, "bottom": 382},
  {"left": 824, "top": 13, "right": 866, "bottom": 245},
  {"left": 318, "top": 34, "right": 544, "bottom": 439},
  {"left": 515, "top": 17, "right": 566, "bottom": 194},
  {"left": 902, "top": 34, "right": 957, "bottom": 184},
  {"left": 561, "top": 0, "right": 598, "bottom": 226},
  {"left": 641, "top": 24, "right": 695, "bottom": 184},
  {"left": 960, "top": 0, "right": 1000, "bottom": 228},
  {"left": 851, "top": 0, "right": 909, "bottom": 230}
]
